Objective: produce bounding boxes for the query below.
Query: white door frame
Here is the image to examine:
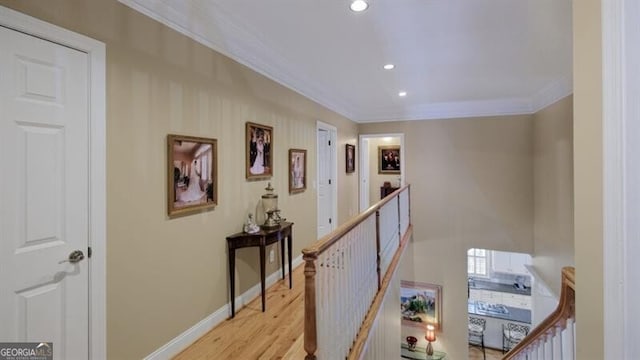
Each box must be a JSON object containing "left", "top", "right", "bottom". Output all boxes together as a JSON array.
[
  {"left": 602, "top": 0, "right": 639, "bottom": 358},
  {"left": 0, "top": 6, "right": 107, "bottom": 359},
  {"left": 358, "top": 136, "right": 370, "bottom": 212},
  {"left": 317, "top": 121, "right": 338, "bottom": 235},
  {"left": 358, "top": 133, "right": 405, "bottom": 212}
]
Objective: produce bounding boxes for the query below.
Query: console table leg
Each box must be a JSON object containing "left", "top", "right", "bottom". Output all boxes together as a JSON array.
[
  {"left": 229, "top": 248, "right": 235, "bottom": 318},
  {"left": 260, "top": 242, "right": 266, "bottom": 312},
  {"left": 280, "top": 238, "right": 285, "bottom": 281},
  {"left": 288, "top": 234, "right": 293, "bottom": 289}
]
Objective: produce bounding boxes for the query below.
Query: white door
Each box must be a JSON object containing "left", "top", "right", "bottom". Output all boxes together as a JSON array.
[
  {"left": 0, "top": 26, "right": 90, "bottom": 359},
  {"left": 317, "top": 128, "right": 334, "bottom": 238},
  {"left": 359, "top": 137, "right": 370, "bottom": 212}
]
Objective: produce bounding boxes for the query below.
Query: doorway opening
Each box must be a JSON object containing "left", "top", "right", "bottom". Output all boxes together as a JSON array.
[
  {"left": 358, "top": 133, "right": 405, "bottom": 212},
  {"left": 466, "top": 248, "right": 532, "bottom": 355}
]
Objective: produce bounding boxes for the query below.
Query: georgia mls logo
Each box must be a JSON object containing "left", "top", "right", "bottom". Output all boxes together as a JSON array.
[
  {"left": 0, "top": 342, "right": 53, "bottom": 360},
  {"left": 35, "top": 343, "right": 52, "bottom": 357}
]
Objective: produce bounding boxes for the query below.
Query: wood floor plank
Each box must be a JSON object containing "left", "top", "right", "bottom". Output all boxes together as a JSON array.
[
  {"left": 173, "top": 266, "right": 305, "bottom": 360},
  {"left": 174, "top": 265, "right": 504, "bottom": 360}
]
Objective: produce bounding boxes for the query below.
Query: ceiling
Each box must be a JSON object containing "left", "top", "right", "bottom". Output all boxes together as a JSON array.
[{"left": 119, "top": 0, "right": 573, "bottom": 123}]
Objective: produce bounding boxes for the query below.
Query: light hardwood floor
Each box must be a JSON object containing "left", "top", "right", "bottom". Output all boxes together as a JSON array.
[
  {"left": 173, "top": 265, "right": 306, "bottom": 360},
  {"left": 174, "top": 265, "right": 506, "bottom": 360},
  {"left": 469, "top": 345, "right": 504, "bottom": 360}
]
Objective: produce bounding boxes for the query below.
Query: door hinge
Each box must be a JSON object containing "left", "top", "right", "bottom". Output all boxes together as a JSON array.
[
  {"left": 328, "top": 179, "right": 332, "bottom": 185},
  {"left": 329, "top": 218, "right": 332, "bottom": 224},
  {"left": 328, "top": 140, "right": 331, "bottom": 146},
  {"left": 88, "top": 246, "right": 92, "bottom": 258}
]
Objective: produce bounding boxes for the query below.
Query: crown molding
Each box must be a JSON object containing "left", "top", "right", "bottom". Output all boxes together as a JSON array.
[
  {"left": 355, "top": 97, "right": 534, "bottom": 122},
  {"left": 119, "top": 0, "right": 573, "bottom": 123},
  {"left": 118, "top": 0, "right": 359, "bottom": 119}
]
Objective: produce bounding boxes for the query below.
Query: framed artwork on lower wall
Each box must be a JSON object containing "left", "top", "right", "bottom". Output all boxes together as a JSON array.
[{"left": 401, "top": 280, "right": 443, "bottom": 330}]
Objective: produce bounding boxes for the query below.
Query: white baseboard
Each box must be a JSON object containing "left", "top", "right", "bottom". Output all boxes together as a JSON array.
[{"left": 144, "top": 254, "right": 304, "bottom": 360}]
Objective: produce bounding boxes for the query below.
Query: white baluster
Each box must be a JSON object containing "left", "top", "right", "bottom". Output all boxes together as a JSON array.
[
  {"left": 552, "top": 325, "right": 562, "bottom": 359},
  {"left": 563, "top": 317, "right": 574, "bottom": 360},
  {"left": 546, "top": 333, "right": 554, "bottom": 360}
]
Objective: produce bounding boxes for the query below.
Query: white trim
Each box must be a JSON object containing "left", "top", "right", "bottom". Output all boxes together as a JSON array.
[
  {"left": 118, "top": 0, "right": 572, "bottom": 123},
  {"left": 144, "top": 255, "right": 304, "bottom": 360},
  {"left": 317, "top": 121, "right": 338, "bottom": 233},
  {"left": 603, "top": 0, "right": 640, "bottom": 358},
  {"left": 0, "top": 6, "right": 107, "bottom": 360},
  {"left": 358, "top": 136, "right": 370, "bottom": 212},
  {"left": 117, "top": 0, "right": 359, "bottom": 121}
]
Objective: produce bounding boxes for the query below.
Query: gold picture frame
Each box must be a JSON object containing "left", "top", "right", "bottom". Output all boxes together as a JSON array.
[
  {"left": 246, "top": 122, "right": 273, "bottom": 180},
  {"left": 400, "top": 280, "right": 443, "bottom": 330},
  {"left": 289, "top": 149, "right": 307, "bottom": 194},
  {"left": 378, "top": 145, "right": 401, "bottom": 174},
  {"left": 167, "top": 134, "right": 217, "bottom": 217}
]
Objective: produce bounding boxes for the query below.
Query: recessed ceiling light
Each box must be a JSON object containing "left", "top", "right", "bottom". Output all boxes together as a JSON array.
[
  {"left": 383, "top": 64, "right": 395, "bottom": 70},
  {"left": 350, "top": 0, "right": 369, "bottom": 12},
  {"left": 398, "top": 91, "right": 407, "bottom": 97}
]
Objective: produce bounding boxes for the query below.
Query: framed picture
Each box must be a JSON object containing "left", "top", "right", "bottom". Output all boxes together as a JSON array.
[
  {"left": 167, "top": 134, "right": 217, "bottom": 217},
  {"left": 246, "top": 122, "right": 273, "bottom": 179},
  {"left": 345, "top": 144, "right": 356, "bottom": 173},
  {"left": 400, "top": 280, "right": 442, "bottom": 330},
  {"left": 378, "top": 145, "right": 401, "bottom": 174},
  {"left": 289, "top": 149, "right": 307, "bottom": 193}
]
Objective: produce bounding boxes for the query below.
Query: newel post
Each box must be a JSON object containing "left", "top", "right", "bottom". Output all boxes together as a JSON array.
[{"left": 303, "top": 253, "right": 318, "bottom": 360}]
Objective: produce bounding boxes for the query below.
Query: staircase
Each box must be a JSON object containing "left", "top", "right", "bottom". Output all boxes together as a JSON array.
[{"left": 503, "top": 267, "right": 575, "bottom": 360}]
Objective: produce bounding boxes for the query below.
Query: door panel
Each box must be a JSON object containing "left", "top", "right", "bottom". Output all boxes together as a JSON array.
[
  {"left": 317, "top": 129, "right": 331, "bottom": 238},
  {"left": 0, "top": 26, "right": 89, "bottom": 359}
]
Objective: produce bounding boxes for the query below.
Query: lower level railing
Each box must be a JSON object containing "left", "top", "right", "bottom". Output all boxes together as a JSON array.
[
  {"left": 302, "top": 185, "right": 411, "bottom": 360},
  {"left": 503, "top": 267, "right": 575, "bottom": 360}
]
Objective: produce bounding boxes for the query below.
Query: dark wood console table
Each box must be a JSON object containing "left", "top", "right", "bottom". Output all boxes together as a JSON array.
[
  {"left": 381, "top": 186, "right": 400, "bottom": 199},
  {"left": 226, "top": 222, "right": 293, "bottom": 318}
]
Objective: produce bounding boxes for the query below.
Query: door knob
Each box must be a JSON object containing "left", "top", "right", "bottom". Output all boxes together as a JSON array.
[{"left": 59, "top": 250, "right": 85, "bottom": 264}]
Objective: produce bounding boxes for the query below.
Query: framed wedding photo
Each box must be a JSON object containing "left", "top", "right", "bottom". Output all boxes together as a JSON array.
[
  {"left": 167, "top": 134, "right": 217, "bottom": 217},
  {"left": 289, "top": 149, "right": 307, "bottom": 194},
  {"left": 246, "top": 122, "right": 273, "bottom": 180},
  {"left": 378, "top": 145, "right": 401, "bottom": 174},
  {"left": 346, "top": 144, "right": 356, "bottom": 173}
]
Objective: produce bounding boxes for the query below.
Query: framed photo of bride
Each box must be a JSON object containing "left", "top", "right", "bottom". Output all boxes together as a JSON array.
[
  {"left": 246, "top": 122, "right": 273, "bottom": 180},
  {"left": 167, "top": 134, "right": 218, "bottom": 217},
  {"left": 289, "top": 149, "right": 306, "bottom": 194}
]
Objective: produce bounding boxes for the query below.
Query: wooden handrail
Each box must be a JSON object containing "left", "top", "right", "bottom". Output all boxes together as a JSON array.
[
  {"left": 502, "top": 267, "right": 575, "bottom": 359},
  {"left": 302, "top": 185, "right": 410, "bottom": 360},
  {"left": 301, "top": 184, "right": 409, "bottom": 258}
]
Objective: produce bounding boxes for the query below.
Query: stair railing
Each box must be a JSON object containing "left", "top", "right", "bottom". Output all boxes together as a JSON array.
[
  {"left": 302, "top": 185, "right": 411, "bottom": 360},
  {"left": 503, "top": 267, "right": 575, "bottom": 360}
]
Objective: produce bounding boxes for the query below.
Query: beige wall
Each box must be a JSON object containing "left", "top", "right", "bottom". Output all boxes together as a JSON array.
[
  {"left": 368, "top": 137, "right": 402, "bottom": 206},
  {"left": 1, "top": 1, "right": 594, "bottom": 358},
  {"left": 532, "top": 95, "right": 574, "bottom": 295},
  {"left": 573, "top": 0, "right": 604, "bottom": 358},
  {"left": 359, "top": 115, "right": 534, "bottom": 359},
  {"left": 0, "top": 1, "right": 358, "bottom": 358}
]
